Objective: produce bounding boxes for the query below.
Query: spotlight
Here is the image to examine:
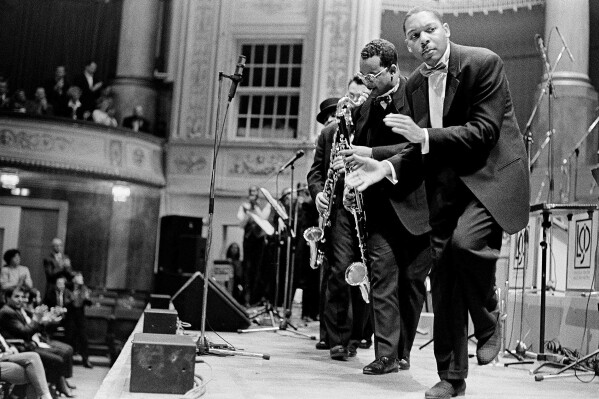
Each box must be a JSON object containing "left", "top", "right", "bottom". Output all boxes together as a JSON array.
[
  {"left": 112, "top": 183, "right": 131, "bottom": 202},
  {"left": 0, "top": 170, "right": 19, "bottom": 189}
]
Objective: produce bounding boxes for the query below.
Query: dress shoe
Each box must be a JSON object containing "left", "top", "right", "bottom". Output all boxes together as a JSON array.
[
  {"left": 362, "top": 356, "right": 399, "bottom": 375},
  {"left": 330, "top": 345, "right": 349, "bottom": 360},
  {"left": 476, "top": 310, "right": 501, "bottom": 365},
  {"left": 65, "top": 379, "right": 76, "bottom": 389},
  {"left": 425, "top": 379, "right": 466, "bottom": 399},
  {"left": 397, "top": 358, "right": 410, "bottom": 370},
  {"left": 315, "top": 340, "right": 329, "bottom": 350},
  {"left": 82, "top": 358, "right": 94, "bottom": 369},
  {"left": 57, "top": 377, "right": 75, "bottom": 398},
  {"left": 358, "top": 339, "right": 372, "bottom": 349},
  {"left": 348, "top": 345, "right": 357, "bottom": 357}
]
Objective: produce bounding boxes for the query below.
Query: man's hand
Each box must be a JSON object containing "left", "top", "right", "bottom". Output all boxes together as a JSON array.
[
  {"left": 331, "top": 155, "right": 345, "bottom": 173},
  {"left": 383, "top": 113, "right": 425, "bottom": 143},
  {"left": 315, "top": 192, "right": 329, "bottom": 214},
  {"left": 345, "top": 145, "right": 373, "bottom": 158},
  {"left": 345, "top": 155, "right": 390, "bottom": 192}
]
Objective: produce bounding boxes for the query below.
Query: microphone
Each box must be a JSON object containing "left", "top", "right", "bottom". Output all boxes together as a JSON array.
[
  {"left": 279, "top": 150, "right": 305, "bottom": 173},
  {"left": 228, "top": 55, "right": 246, "bottom": 101},
  {"left": 555, "top": 27, "right": 575, "bottom": 63},
  {"left": 535, "top": 34, "right": 551, "bottom": 73}
]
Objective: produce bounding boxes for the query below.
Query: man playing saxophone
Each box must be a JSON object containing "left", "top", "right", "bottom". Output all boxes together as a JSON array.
[
  {"left": 307, "top": 89, "right": 371, "bottom": 360},
  {"left": 340, "top": 39, "right": 432, "bottom": 375}
]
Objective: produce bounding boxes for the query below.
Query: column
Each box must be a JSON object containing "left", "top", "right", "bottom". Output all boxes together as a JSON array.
[
  {"left": 531, "top": 0, "right": 598, "bottom": 202},
  {"left": 111, "top": 0, "right": 161, "bottom": 133}
]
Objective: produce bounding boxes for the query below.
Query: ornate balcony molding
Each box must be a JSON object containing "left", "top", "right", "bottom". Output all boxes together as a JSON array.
[
  {"left": 0, "top": 114, "right": 165, "bottom": 187},
  {"left": 382, "top": 0, "right": 544, "bottom": 15}
]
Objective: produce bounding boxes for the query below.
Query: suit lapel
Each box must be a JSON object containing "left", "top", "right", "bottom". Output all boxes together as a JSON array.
[
  {"left": 443, "top": 42, "right": 461, "bottom": 119},
  {"left": 412, "top": 75, "right": 429, "bottom": 128},
  {"left": 354, "top": 97, "right": 372, "bottom": 144}
]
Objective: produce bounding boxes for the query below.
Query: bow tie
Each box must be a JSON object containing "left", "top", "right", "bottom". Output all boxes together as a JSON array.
[
  {"left": 420, "top": 62, "right": 448, "bottom": 77},
  {"left": 373, "top": 94, "right": 392, "bottom": 108}
]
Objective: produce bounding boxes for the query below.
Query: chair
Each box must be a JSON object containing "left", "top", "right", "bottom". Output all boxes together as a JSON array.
[{"left": 85, "top": 304, "right": 117, "bottom": 364}]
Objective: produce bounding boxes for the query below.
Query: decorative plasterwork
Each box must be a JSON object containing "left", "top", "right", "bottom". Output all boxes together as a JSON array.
[
  {"left": 0, "top": 117, "right": 165, "bottom": 186},
  {"left": 382, "top": 0, "right": 544, "bottom": 15},
  {"left": 323, "top": 0, "right": 353, "bottom": 98}
]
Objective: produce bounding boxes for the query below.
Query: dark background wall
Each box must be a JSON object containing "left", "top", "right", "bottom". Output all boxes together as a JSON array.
[{"left": 0, "top": 0, "right": 123, "bottom": 96}]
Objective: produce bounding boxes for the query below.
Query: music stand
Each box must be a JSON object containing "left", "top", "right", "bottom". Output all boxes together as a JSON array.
[
  {"left": 237, "top": 187, "right": 315, "bottom": 340},
  {"left": 526, "top": 203, "right": 597, "bottom": 373}
]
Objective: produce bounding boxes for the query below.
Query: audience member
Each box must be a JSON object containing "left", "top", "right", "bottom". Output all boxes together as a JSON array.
[
  {"left": 0, "top": 286, "right": 75, "bottom": 397},
  {"left": 92, "top": 96, "right": 117, "bottom": 127},
  {"left": 0, "top": 337, "right": 53, "bottom": 399},
  {"left": 26, "top": 87, "right": 54, "bottom": 116},
  {"left": 0, "top": 79, "right": 10, "bottom": 109},
  {"left": 1, "top": 249, "right": 34, "bottom": 291},
  {"left": 72, "top": 61, "right": 103, "bottom": 115},
  {"left": 43, "top": 238, "right": 74, "bottom": 296},
  {"left": 64, "top": 272, "right": 92, "bottom": 369},
  {"left": 226, "top": 243, "right": 244, "bottom": 304},
  {"left": 44, "top": 65, "right": 70, "bottom": 115},
  {"left": 61, "top": 86, "right": 86, "bottom": 120},
  {"left": 11, "top": 89, "right": 28, "bottom": 113},
  {"left": 122, "top": 105, "right": 150, "bottom": 133}
]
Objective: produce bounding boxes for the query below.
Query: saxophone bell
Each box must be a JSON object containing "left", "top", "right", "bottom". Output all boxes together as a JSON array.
[
  {"left": 304, "top": 227, "right": 324, "bottom": 269},
  {"left": 345, "top": 262, "right": 370, "bottom": 303}
]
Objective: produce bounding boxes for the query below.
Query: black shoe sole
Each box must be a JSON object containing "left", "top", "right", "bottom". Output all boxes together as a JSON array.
[{"left": 362, "top": 367, "right": 399, "bottom": 375}]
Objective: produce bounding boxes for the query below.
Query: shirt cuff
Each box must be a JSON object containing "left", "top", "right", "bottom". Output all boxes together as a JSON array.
[
  {"left": 383, "top": 160, "right": 398, "bottom": 185},
  {"left": 421, "top": 128, "right": 430, "bottom": 154}
]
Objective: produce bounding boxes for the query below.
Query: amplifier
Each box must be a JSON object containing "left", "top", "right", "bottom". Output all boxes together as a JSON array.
[
  {"left": 149, "top": 294, "right": 171, "bottom": 309},
  {"left": 143, "top": 308, "right": 178, "bottom": 334},
  {"left": 130, "top": 333, "right": 196, "bottom": 394}
]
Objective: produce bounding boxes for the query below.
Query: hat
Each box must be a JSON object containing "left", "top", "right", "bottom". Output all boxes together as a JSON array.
[{"left": 316, "top": 97, "right": 340, "bottom": 125}]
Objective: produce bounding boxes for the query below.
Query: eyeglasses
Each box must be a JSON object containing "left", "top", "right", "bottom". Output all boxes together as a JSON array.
[{"left": 357, "top": 67, "right": 388, "bottom": 84}]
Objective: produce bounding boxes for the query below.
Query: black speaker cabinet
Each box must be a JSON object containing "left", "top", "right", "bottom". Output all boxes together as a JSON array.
[
  {"left": 130, "top": 333, "right": 196, "bottom": 394},
  {"left": 154, "top": 271, "right": 250, "bottom": 332},
  {"left": 158, "top": 215, "right": 206, "bottom": 274},
  {"left": 143, "top": 308, "right": 178, "bottom": 334}
]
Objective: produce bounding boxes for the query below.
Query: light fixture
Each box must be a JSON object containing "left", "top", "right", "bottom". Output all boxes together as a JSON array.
[
  {"left": 10, "top": 188, "right": 30, "bottom": 196},
  {"left": 0, "top": 170, "right": 19, "bottom": 189},
  {"left": 112, "top": 183, "right": 131, "bottom": 202}
]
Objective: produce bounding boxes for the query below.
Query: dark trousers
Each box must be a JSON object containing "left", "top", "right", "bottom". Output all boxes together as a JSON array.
[
  {"left": 323, "top": 206, "right": 368, "bottom": 348},
  {"left": 65, "top": 307, "right": 89, "bottom": 360},
  {"left": 243, "top": 235, "right": 267, "bottom": 305},
  {"left": 34, "top": 339, "right": 74, "bottom": 383},
  {"left": 367, "top": 205, "right": 431, "bottom": 360},
  {"left": 429, "top": 182, "right": 502, "bottom": 380}
]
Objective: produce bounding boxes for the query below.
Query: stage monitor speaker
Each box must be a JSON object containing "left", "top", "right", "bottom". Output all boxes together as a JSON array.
[
  {"left": 155, "top": 271, "right": 250, "bottom": 332},
  {"left": 130, "top": 333, "right": 196, "bottom": 394},
  {"left": 143, "top": 308, "right": 178, "bottom": 334},
  {"left": 158, "top": 215, "right": 205, "bottom": 274}
]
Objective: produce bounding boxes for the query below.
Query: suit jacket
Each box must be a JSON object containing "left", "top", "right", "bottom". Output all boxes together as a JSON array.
[
  {"left": 352, "top": 78, "right": 429, "bottom": 236},
  {"left": 122, "top": 115, "right": 151, "bottom": 133},
  {"left": 43, "top": 253, "right": 74, "bottom": 285},
  {"left": 391, "top": 42, "right": 529, "bottom": 234},
  {"left": 0, "top": 304, "right": 42, "bottom": 350},
  {"left": 72, "top": 73, "right": 99, "bottom": 113}
]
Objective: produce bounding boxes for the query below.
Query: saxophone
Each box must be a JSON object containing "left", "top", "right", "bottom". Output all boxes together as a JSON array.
[
  {"left": 304, "top": 131, "right": 340, "bottom": 269},
  {"left": 337, "top": 97, "right": 371, "bottom": 304}
]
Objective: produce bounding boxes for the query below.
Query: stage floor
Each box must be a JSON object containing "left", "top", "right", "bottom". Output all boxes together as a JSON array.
[{"left": 94, "top": 307, "right": 599, "bottom": 399}]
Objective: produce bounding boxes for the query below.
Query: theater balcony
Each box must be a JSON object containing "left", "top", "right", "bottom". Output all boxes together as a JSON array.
[{"left": 0, "top": 111, "right": 165, "bottom": 294}]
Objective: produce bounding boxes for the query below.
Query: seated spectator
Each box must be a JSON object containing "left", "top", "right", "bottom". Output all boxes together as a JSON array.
[
  {"left": 11, "top": 89, "right": 27, "bottom": 113},
  {"left": 64, "top": 273, "right": 92, "bottom": 369},
  {"left": 0, "top": 79, "right": 10, "bottom": 109},
  {"left": 60, "top": 86, "right": 86, "bottom": 120},
  {"left": 122, "top": 105, "right": 150, "bottom": 133},
  {"left": 44, "top": 65, "right": 70, "bottom": 115},
  {"left": 0, "top": 286, "right": 75, "bottom": 397},
  {"left": 0, "top": 337, "right": 53, "bottom": 399},
  {"left": 1, "top": 249, "right": 34, "bottom": 291},
  {"left": 92, "top": 96, "right": 117, "bottom": 127},
  {"left": 26, "top": 87, "right": 54, "bottom": 116},
  {"left": 226, "top": 243, "right": 244, "bottom": 304}
]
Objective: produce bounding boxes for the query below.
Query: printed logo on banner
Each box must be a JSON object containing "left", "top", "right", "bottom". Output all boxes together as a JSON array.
[
  {"left": 574, "top": 219, "right": 591, "bottom": 269},
  {"left": 513, "top": 229, "right": 526, "bottom": 270}
]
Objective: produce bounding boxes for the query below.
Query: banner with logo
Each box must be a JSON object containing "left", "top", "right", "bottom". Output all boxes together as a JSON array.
[
  {"left": 566, "top": 211, "right": 598, "bottom": 291},
  {"left": 509, "top": 216, "right": 538, "bottom": 289}
]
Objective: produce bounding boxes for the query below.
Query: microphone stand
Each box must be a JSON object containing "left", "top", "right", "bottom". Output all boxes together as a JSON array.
[{"left": 171, "top": 65, "right": 269, "bottom": 360}]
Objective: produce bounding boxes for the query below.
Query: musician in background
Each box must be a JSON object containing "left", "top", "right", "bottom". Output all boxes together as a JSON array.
[
  {"left": 341, "top": 39, "right": 431, "bottom": 375},
  {"left": 237, "top": 185, "right": 272, "bottom": 307}
]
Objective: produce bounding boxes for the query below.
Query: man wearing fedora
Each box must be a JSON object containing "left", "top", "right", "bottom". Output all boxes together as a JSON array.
[{"left": 316, "top": 97, "right": 339, "bottom": 128}]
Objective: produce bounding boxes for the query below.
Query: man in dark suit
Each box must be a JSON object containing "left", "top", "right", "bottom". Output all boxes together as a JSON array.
[
  {"left": 43, "top": 238, "right": 74, "bottom": 295},
  {"left": 0, "top": 286, "right": 75, "bottom": 397},
  {"left": 341, "top": 39, "right": 431, "bottom": 374},
  {"left": 346, "top": 8, "right": 530, "bottom": 398},
  {"left": 308, "top": 95, "right": 372, "bottom": 360},
  {"left": 122, "top": 105, "right": 151, "bottom": 133},
  {"left": 72, "top": 60, "right": 103, "bottom": 116}
]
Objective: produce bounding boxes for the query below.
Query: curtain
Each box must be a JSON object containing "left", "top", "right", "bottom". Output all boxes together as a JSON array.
[{"left": 0, "top": 0, "right": 123, "bottom": 97}]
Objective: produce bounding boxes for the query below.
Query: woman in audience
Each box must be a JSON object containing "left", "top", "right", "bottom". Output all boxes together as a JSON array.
[
  {"left": 0, "top": 337, "right": 54, "bottom": 399},
  {"left": 92, "top": 96, "right": 117, "bottom": 127},
  {"left": 64, "top": 272, "right": 93, "bottom": 369},
  {"left": 1, "top": 249, "right": 34, "bottom": 291},
  {"left": 226, "top": 243, "right": 244, "bottom": 304}
]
